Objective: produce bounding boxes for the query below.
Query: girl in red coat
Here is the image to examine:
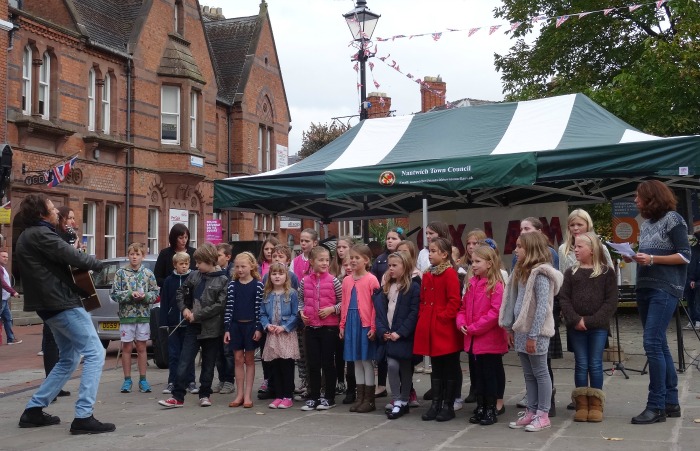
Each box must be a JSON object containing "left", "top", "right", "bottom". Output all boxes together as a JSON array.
[
  {"left": 414, "top": 237, "right": 462, "bottom": 422},
  {"left": 456, "top": 244, "right": 508, "bottom": 426}
]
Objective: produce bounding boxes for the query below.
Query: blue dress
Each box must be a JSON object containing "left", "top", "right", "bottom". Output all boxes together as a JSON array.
[{"left": 344, "top": 286, "right": 376, "bottom": 361}]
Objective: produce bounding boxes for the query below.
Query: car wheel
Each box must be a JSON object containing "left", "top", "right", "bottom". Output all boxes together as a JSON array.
[{"left": 100, "top": 339, "right": 111, "bottom": 349}]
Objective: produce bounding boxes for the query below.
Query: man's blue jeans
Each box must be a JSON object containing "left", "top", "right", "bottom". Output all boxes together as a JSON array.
[
  {"left": 569, "top": 328, "right": 608, "bottom": 389},
  {"left": 1, "top": 299, "right": 17, "bottom": 342},
  {"left": 636, "top": 288, "right": 679, "bottom": 410},
  {"left": 26, "top": 308, "right": 105, "bottom": 419}
]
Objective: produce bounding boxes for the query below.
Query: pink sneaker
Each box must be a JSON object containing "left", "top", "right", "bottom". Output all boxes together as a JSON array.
[
  {"left": 269, "top": 398, "right": 283, "bottom": 409},
  {"left": 409, "top": 388, "right": 420, "bottom": 407},
  {"left": 525, "top": 411, "right": 551, "bottom": 432},
  {"left": 277, "top": 398, "right": 293, "bottom": 409},
  {"left": 509, "top": 410, "right": 536, "bottom": 429},
  {"left": 158, "top": 398, "right": 184, "bottom": 408}
]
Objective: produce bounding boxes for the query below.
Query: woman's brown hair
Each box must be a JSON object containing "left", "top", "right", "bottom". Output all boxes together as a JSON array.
[{"left": 636, "top": 180, "right": 678, "bottom": 220}]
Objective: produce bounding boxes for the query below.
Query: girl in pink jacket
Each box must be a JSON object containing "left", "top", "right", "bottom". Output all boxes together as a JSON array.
[{"left": 456, "top": 244, "right": 507, "bottom": 426}]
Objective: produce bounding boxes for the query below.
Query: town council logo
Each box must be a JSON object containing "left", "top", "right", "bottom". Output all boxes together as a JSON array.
[{"left": 379, "top": 171, "right": 396, "bottom": 186}]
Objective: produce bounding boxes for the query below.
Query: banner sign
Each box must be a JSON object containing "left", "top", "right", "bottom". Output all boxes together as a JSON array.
[
  {"left": 168, "top": 209, "right": 188, "bottom": 232},
  {"left": 205, "top": 220, "right": 222, "bottom": 244}
]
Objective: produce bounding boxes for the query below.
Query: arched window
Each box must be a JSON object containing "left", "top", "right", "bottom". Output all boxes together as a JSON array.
[
  {"left": 39, "top": 52, "right": 50, "bottom": 119},
  {"left": 87, "top": 68, "right": 96, "bottom": 131},
  {"left": 101, "top": 75, "right": 111, "bottom": 134},
  {"left": 22, "top": 46, "right": 32, "bottom": 115}
]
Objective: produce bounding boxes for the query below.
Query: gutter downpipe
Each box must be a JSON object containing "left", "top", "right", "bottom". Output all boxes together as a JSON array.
[{"left": 125, "top": 55, "right": 133, "bottom": 255}]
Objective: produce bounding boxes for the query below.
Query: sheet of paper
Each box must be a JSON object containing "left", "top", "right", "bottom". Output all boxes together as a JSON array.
[{"left": 605, "top": 241, "right": 636, "bottom": 258}]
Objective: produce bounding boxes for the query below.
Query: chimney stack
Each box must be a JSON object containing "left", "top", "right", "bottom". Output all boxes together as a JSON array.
[
  {"left": 421, "top": 76, "right": 446, "bottom": 112},
  {"left": 366, "top": 92, "right": 391, "bottom": 119}
]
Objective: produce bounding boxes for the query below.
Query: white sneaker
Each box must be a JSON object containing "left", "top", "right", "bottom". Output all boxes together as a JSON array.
[
  {"left": 683, "top": 321, "right": 694, "bottom": 330},
  {"left": 199, "top": 397, "right": 212, "bottom": 407},
  {"left": 453, "top": 398, "right": 464, "bottom": 411},
  {"left": 162, "top": 383, "right": 174, "bottom": 394},
  {"left": 187, "top": 382, "right": 199, "bottom": 394}
]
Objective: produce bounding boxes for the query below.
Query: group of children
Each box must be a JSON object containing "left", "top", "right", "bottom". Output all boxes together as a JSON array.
[{"left": 109, "top": 211, "right": 619, "bottom": 432}]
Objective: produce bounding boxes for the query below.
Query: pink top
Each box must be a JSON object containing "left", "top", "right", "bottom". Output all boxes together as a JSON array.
[
  {"left": 456, "top": 276, "right": 508, "bottom": 355},
  {"left": 340, "top": 273, "right": 380, "bottom": 333}
]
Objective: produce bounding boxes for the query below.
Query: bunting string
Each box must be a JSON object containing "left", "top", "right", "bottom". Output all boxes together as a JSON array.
[{"left": 369, "top": 1, "right": 669, "bottom": 42}]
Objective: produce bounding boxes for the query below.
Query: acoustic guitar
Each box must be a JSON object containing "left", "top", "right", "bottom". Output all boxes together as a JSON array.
[{"left": 71, "top": 268, "right": 101, "bottom": 312}]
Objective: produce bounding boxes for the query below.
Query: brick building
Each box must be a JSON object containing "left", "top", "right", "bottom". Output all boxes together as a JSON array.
[{"left": 3, "top": 0, "right": 291, "bottom": 264}]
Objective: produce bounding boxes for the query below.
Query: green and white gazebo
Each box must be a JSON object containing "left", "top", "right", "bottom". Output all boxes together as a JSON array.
[{"left": 214, "top": 94, "right": 700, "bottom": 221}]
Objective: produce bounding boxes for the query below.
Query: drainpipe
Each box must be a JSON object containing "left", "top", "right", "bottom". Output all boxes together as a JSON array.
[
  {"left": 226, "top": 103, "right": 232, "bottom": 242},
  {"left": 125, "top": 56, "right": 133, "bottom": 255}
]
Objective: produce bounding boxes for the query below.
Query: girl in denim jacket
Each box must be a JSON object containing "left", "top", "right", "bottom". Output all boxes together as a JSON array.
[{"left": 260, "top": 262, "right": 299, "bottom": 409}]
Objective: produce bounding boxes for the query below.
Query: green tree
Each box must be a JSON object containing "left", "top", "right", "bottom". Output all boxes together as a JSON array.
[
  {"left": 298, "top": 121, "right": 350, "bottom": 160},
  {"left": 494, "top": 1, "right": 700, "bottom": 136}
]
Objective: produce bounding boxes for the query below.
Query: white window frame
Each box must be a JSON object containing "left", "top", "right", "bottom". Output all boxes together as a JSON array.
[
  {"left": 188, "top": 212, "right": 198, "bottom": 248},
  {"left": 101, "top": 75, "right": 110, "bottom": 134},
  {"left": 82, "top": 202, "right": 97, "bottom": 255},
  {"left": 257, "top": 126, "right": 263, "bottom": 172},
  {"left": 147, "top": 208, "right": 159, "bottom": 255},
  {"left": 87, "top": 69, "right": 96, "bottom": 131},
  {"left": 265, "top": 128, "right": 271, "bottom": 172},
  {"left": 22, "top": 46, "right": 32, "bottom": 115},
  {"left": 104, "top": 204, "right": 117, "bottom": 259},
  {"left": 39, "top": 52, "right": 50, "bottom": 119},
  {"left": 161, "top": 86, "right": 180, "bottom": 144},
  {"left": 189, "top": 91, "right": 197, "bottom": 148},
  {"left": 270, "top": 215, "right": 275, "bottom": 232}
]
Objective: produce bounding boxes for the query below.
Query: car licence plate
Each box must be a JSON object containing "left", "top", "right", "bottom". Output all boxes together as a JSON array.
[{"left": 99, "top": 321, "right": 120, "bottom": 331}]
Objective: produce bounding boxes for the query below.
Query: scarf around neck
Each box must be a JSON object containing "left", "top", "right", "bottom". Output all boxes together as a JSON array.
[{"left": 429, "top": 262, "right": 452, "bottom": 275}]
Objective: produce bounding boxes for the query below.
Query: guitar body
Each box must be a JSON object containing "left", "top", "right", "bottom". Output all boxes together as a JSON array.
[{"left": 71, "top": 268, "right": 101, "bottom": 312}]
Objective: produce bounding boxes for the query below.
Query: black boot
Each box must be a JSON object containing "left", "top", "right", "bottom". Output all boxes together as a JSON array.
[
  {"left": 18, "top": 408, "right": 61, "bottom": 428},
  {"left": 436, "top": 380, "right": 456, "bottom": 422},
  {"left": 421, "top": 378, "right": 442, "bottom": 421},
  {"left": 549, "top": 386, "right": 557, "bottom": 418},
  {"left": 479, "top": 396, "right": 498, "bottom": 425},
  {"left": 464, "top": 385, "right": 476, "bottom": 403},
  {"left": 423, "top": 387, "right": 433, "bottom": 400},
  {"left": 469, "top": 395, "right": 485, "bottom": 424},
  {"left": 69, "top": 415, "right": 116, "bottom": 435}
]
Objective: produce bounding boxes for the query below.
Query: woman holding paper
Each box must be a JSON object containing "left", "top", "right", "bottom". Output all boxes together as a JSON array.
[{"left": 626, "top": 180, "right": 690, "bottom": 425}]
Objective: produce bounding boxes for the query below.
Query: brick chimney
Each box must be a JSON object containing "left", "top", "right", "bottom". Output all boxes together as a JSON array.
[
  {"left": 421, "top": 76, "right": 446, "bottom": 112},
  {"left": 366, "top": 92, "right": 391, "bottom": 119}
]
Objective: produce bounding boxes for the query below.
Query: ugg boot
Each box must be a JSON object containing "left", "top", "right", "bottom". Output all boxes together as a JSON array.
[
  {"left": 469, "top": 395, "right": 485, "bottom": 424},
  {"left": 349, "top": 384, "right": 365, "bottom": 412},
  {"left": 587, "top": 388, "right": 605, "bottom": 422},
  {"left": 572, "top": 387, "right": 589, "bottom": 422},
  {"left": 436, "top": 380, "right": 456, "bottom": 422},
  {"left": 479, "top": 396, "right": 498, "bottom": 426},
  {"left": 422, "top": 378, "right": 443, "bottom": 421},
  {"left": 356, "top": 385, "right": 376, "bottom": 413}
]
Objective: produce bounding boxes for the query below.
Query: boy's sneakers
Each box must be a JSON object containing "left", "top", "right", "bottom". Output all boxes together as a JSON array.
[
  {"left": 525, "top": 411, "right": 551, "bottom": 432},
  {"left": 409, "top": 388, "right": 420, "bottom": 407},
  {"left": 8, "top": 339, "right": 23, "bottom": 344},
  {"left": 316, "top": 398, "right": 336, "bottom": 410},
  {"left": 69, "top": 415, "right": 116, "bottom": 435},
  {"left": 294, "top": 390, "right": 309, "bottom": 401},
  {"left": 138, "top": 379, "right": 152, "bottom": 393},
  {"left": 509, "top": 410, "right": 536, "bottom": 429},
  {"left": 162, "top": 383, "right": 174, "bottom": 394},
  {"left": 683, "top": 321, "right": 700, "bottom": 330},
  {"left": 336, "top": 382, "right": 346, "bottom": 396},
  {"left": 120, "top": 379, "right": 133, "bottom": 393},
  {"left": 158, "top": 398, "right": 184, "bottom": 408},
  {"left": 199, "top": 397, "right": 212, "bottom": 407},
  {"left": 212, "top": 382, "right": 222, "bottom": 393},
  {"left": 187, "top": 382, "right": 199, "bottom": 394},
  {"left": 269, "top": 398, "right": 283, "bottom": 409},
  {"left": 277, "top": 398, "right": 293, "bottom": 409},
  {"left": 454, "top": 398, "right": 464, "bottom": 411},
  {"left": 220, "top": 382, "right": 235, "bottom": 394},
  {"left": 301, "top": 399, "right": 320, "bottom": 411}
]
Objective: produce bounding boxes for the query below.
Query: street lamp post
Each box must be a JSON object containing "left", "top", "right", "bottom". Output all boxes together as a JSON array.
[{"left": 343, "top": 1, "right": 380, "bottom": 121}]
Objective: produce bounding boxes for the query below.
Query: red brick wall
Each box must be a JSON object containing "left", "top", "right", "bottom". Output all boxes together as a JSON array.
[
  {"left": 0, "top": 0, "right": 8, "bottom": 144},
  {"left": 421, "top": 76, "right": 446, "bottom": 112},
  {"left": 367, "top": 92, "right": 391, "bottom": 119}
]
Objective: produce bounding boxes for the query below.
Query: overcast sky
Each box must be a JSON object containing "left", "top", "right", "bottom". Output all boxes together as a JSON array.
[{"left": 203, "top": 0, "right": 513, "bottom": 155}]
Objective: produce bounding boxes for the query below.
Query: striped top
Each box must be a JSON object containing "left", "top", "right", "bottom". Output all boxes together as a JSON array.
[{"left": 224, "top": 279, "right": 264, "bottom": 332}]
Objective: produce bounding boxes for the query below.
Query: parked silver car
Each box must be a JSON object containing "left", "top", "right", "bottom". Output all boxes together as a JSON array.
[{"left": 89, "top": 256, "right": 158, "bottom": 348}]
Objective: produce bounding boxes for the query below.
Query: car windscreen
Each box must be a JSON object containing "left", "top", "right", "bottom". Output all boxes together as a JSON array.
[{"left": 91, "top": 260, "right": 156, "bottom": 289}]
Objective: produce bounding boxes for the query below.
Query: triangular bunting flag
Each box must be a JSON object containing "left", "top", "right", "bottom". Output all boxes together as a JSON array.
[
  {"left": 510, "top": 22, "right": 522, "bottom": 31},
  {"left": 489, "top": 25, "right": 501, "bottom": 35},
  {"left": 556, "top": 15, "right": 569, "bottom": 28},
  {"left": 604, "top": 8, "right": 614, "bottom": 15},
  {"left": 373, "top": 80, "right": 380, "bottom": 89},
  {"left": 432, "top": 32, "right": 442, "bottom": 41},
  {"left": 578, "top": 12, "right": 591, "bottom": 19},
  {"left": 468, "top": 27, "right": 480, "bottom": 37},
  {"left": 629, "top": 5, "right": 642, "bottom": 12},
  {"left": 656, "top": 0, "right": 666, "bottom": 8}
]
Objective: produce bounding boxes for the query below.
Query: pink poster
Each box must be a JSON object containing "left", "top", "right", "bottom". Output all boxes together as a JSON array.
[{"left": 205, "top": 220, "right": 223, "bottom": 244}]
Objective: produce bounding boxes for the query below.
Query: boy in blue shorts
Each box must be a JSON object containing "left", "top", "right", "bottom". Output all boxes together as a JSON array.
[{"left": 110, "top": 242, "right": 159, "bottom": 393}]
